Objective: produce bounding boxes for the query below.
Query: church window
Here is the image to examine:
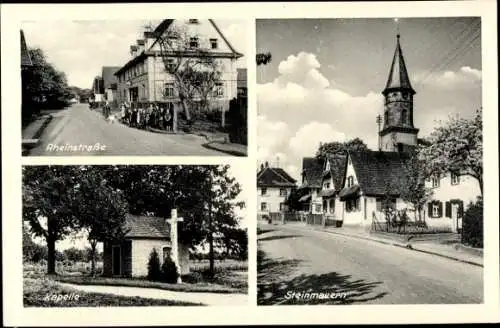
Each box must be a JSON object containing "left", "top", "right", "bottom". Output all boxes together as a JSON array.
[{"left": 401, "top": 108, "right": 408, "bottom": 125}]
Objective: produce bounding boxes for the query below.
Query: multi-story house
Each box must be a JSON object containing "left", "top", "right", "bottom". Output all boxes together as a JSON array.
[
  {"left": 102, "top": 66, "right": 121, "bottom": 103},
  {"left": 114, "top": 19, "right": 243, "bottom": 115},
  {"left": 297, "top": 157, "right": 324, "bottom": 214},
  {"left": 257, "top": 162, "right": 296, "bottom": 219}
]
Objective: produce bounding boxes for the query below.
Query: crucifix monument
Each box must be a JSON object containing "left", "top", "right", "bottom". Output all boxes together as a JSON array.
[{"left": 167, "top": 208, "right": 184, "bottom": 283}]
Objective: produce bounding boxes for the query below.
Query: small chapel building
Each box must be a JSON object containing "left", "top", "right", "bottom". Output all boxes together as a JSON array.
[{"left": 102, "top": 211, "right": 190, "bottom": 278}]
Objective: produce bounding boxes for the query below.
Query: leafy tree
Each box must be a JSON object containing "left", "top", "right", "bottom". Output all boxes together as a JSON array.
[
  {"left": 257, "top": 52, "right": 272, "bottom": 66},
  {"left": 316, "top": 138, "right": 368, "bottom": 162},
  {"left": 74, "top": 166, "right": 129, "bottom": 276},
  {"left": 400, "top": 149, "right": 434, "bottom": 222},
  {"left": 285, "top": 187, "right": 310, "bottom": 211},
  {"left": 461, "top": 197, "right": 483, "bottom": 248},
  {"left": 155, "top": 23, "right": 222, "bottom": 125},
  {"left": 23, "top": 166, "right": 80, "bottom": 274},
  {"left": 419, "top": 108, "right": 482, "bottom": 195},
  {"left": 161, "top": 254, "right": 180, "bottom": 283},
  {"left": 147, "top": 248, "right": 162, "bottom": 281},
  {"left": 63, "top": 247, "right": 86, "bottom": 262}
]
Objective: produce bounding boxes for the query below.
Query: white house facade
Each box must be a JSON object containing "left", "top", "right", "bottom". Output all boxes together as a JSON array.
[{"left": 257, "top": 163, "right": 296, "bottom": 218}]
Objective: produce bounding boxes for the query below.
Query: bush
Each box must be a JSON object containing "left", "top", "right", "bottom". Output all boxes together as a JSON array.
[
  {"left": 161, "top": 255, "right": 179, "bottom": 284},
  {"left": 147, "top": 248, "right": 162, "bottom": 281},
  {"left": 462, "top": 199, "right": 483, "bottom": 248}
]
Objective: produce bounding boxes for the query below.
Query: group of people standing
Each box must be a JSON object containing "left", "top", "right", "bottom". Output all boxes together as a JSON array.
[{"left": 120, "top": 102, "right": 174, "bottom": 131}]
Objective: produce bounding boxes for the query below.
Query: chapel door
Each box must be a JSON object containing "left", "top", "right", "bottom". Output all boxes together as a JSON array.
[{"left": 112, "top": 245, "right": 121, "bottom": 276}]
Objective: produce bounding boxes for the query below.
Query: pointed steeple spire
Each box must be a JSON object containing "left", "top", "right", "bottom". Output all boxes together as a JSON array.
[{"left": 383, "top": 34, "right": 415, "bottom": 95}]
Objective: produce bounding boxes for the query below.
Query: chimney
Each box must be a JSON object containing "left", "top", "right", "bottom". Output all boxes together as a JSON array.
[
  {"left": 260, "top": 163, "right": 264, "bottom": 171},
  {"left": 265, "top": 161, "right": 269, "bottom": 168},
  {"left": 137, "top": 39, "right": 145, "bottom": 53},
  {"left": 130, "top": 45, "right": 138, "bottom": 57}
]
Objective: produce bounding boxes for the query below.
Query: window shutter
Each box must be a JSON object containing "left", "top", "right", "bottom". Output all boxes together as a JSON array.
[
  {"left": 445, "top": 201, "right": 451, "bottom": 218},
  {"left": 428, "top": 202, "right": 433, "bottom": 218},
  {"left": 438, "top": 201, "right": 443, "bottom": 218}
]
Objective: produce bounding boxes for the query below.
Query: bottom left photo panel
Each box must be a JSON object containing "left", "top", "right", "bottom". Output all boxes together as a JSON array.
[{"left": 21, "top": 164, "right": 249, "bottom": 307}]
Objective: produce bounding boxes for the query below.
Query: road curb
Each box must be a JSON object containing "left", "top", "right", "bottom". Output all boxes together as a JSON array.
[
  {"left": 312, "top": 227, "right": 483, "bottom": 267},
  {"left": 22, "top": 114, "right": 53, "bottom": 152},
  {"left": 202, "top": 142, "right": 247, "bottom": 156}
]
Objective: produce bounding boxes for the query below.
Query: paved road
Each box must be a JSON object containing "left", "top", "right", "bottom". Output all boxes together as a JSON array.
[
  {"left": 257, "top": 223, "right": 483, "bottom": 305},
  {"left": 57, "top": 282, "right": 248, "bottom": 306},
  {"left": 27, "top": 104, "right": 227, "bottom": 156}
]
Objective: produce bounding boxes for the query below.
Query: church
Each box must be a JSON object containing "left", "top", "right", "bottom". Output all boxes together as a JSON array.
[{"left": 301, "top": 34, "right": 481, "bottom": 233}]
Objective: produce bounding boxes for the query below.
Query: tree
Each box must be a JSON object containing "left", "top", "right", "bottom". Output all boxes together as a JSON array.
[
  {"left": 316, "top": 138, "right": 368, "bottom": 161},
  {"left": 63, "top": 247, "right": 86, "bottom": 263},
  {"left": 257, "top": 52, "right": 272, "bottom": 66},
  {"left": 147, "top": 248, "right": 162, "bottom": 281},
  {"left": 155, "top": 23, "right": 221, "bottom": 124},
  {"left": 161, "top": 254, "right": 180, "bottom": 283},
  {"left": 23, "top": 166, "right": 80, "bottom": 274},
  {"left": 285, "top": 187, "right": 310, "bottom": 211},
  {"left": 75, "top": 166, "right": 129, "bottom": 276},
  {"left": 22, "top": 48, "right": 71, "bottom": 124},
  {"left": 419, "top": 109, "right": 482, "bottom": 196},
  {"left": 400, "top": 149, "right": 434, "bottom": 222}
]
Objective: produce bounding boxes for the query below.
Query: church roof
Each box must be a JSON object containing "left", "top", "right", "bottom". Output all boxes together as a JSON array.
[
  {"left": 257, "top": 166, "right": 296, "bottom": 188},
  {"left": 300, "top": 157, "right": 324, "bottom": 189},
  {"left": 383, "top": 34, "right": 415, "bottom": 95},
  {"left": 124, "top": 214, "right": 171, "bottom": 239},
  {"left": 21, "top": 30, "right": 33, "bottom": 67},
  {"left": 348, "top": 150, "right": 411, "bottom": 197}
]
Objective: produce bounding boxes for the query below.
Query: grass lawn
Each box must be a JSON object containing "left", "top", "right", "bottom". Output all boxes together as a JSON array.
[{"left": 24, "top": 278, "right": 202, "bottom": 307}]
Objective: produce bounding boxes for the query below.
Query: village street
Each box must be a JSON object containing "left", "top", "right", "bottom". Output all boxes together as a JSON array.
[
  {"left": 258, "top": 223, "right": 483, "bottom": 305},
  {"left": 26, "top": 103, "right": 227, "bottom": 156}
]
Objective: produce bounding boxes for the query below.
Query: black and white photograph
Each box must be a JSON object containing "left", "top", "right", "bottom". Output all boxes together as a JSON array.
[
  {"left": 22, "top": 165, "right": 248, "bottom": 306},
  {"left": 257, "top": 17, "right": 484, "bottom": 305},
  {"left": 21, "top": 19, "right": 248, "bottom": 156}
]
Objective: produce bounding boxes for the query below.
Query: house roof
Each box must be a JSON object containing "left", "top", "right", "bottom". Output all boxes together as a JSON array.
[
  {"left": 383, "top": 34, "right": 415, "bottom": 95},
  {"left": 349, "top": 150, "right": 411, "bottom": 196},
  {"left": 20, "top": 30, "right": 33, "bottom": 67},
  {"left": 124, "top": 214, "right": 171, "bottom": 239},
  {"left": 300, "top": 157, "right": 323, "bottom": 189},
  {"left": 324, "top": 154, "right": 347, "bottom": 192},
  {"left": 257, "top": 166, "right": 296, "bottom": 188},
  {"left": 101, "top": 66, "right": 121, "bottom": 89}
]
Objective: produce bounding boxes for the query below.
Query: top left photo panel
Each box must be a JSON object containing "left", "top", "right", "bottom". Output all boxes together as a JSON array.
[{"left": 21, "top": 19, "right": 248, "bottom": 157}]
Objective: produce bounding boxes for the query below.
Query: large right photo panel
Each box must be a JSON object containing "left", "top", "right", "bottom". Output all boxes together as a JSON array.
[{"left": 256, "top": 17, "right": 483, "bottom": 305}]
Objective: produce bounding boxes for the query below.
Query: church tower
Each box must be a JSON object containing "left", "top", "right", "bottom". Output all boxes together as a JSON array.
[{"left": 379, "top": 34, "right": 419, "bottom": 152}]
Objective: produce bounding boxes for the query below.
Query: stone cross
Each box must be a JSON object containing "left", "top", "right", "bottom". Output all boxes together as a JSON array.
[{"left": 167, "top": 208, "right": 183, "bottom": 283}]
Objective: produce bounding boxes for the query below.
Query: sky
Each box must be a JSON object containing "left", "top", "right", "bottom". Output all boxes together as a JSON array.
[
  {"left": 21, "top": 19, "right": 248, "bottom": 89},
  {"left": 257, "top": 17, "right": 482, "bottom": 182}
]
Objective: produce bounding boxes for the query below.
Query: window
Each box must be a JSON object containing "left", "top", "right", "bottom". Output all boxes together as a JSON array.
[
  {"left": 279, "top": 188, "right": 287, "bottom": 197},
  {"left": 166, "top": 58, "right": 176, "bottom": 72},
  {"left": 210, "top": 38, "right": 218, "bottom": 49},
  {"left": 188, "top": 19, "right": 199, "bottom": 24},
  {"left": 189, "top": 37, "right": 199, "bottom": 48},
  {"left": 260, "top": 202, "right": 267, "bottom": 212},
  {"left": 432, "top": 204, "right": 440, "bottom": 217},
  {"left": 214, "top": 82, "right": 224, "bottom": 97},
  {"left": 347, "top": 176, "right": 354, "bottom": 187},
  {"left": 314, "top": 204, "right": 322, "bottom": 213},
  {"left": 401, "top": 108, "right": 408, "bottom": 125},
  {"left": 164, "top": 83, "right": 175, "bottom": 98},
  {"left": 329, "top": 199, "right": 335, "bottom": 213},
  {"left": 279, "top": 203, "right": 285, "bottom": 211},
  {"left": 162, "top": 246, "right": 171, "bottom": 262},
  {"left": 324, "top": 182, "right": 331, "bottom": 189},
  {"left": 345, "top": 198, "right": 360, "bottom": 212},
  {"left": 261, "top": 188, "right": 267, "bottom": 196},
  {"left": 432, "top": 175, "right": 440, "bottom": 188},
  {"left": 451, "top": 172, "right": 460, "bottom": 185}
]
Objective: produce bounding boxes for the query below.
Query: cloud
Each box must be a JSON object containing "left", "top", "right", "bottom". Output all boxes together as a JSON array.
[
  {"left": 258, "top": 51, "right": 384, "bottom": 182},
  {"left": 412, "top": 66, "right": 482, "bottom": 89}
]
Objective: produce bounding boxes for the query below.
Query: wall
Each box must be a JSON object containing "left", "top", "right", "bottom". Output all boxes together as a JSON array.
[
  {"left": 130, "top": 239, "right": 171, "bottom": 277},
  {"left": 257, "top": 187, "right": 290, "bottom": 215},
  {"left": 380, "top": 131, "right": 418, "bottom": 151}
]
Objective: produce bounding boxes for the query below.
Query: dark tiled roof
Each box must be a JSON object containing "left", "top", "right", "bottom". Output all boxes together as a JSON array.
[
  {"left": 20, "top": 30, "right": 32, "bottom": 67},
  {"left": 301, "top": 157, "right": 323, "bottom": 189},
  {"left": 124, "top": 214, "right": 170, "bottom": 239},
  {"left": 349, "top": 150, "right": 411, "bottom": 196},
  {"left": 257, "top": 167, "right": 296, "bottom": 188},
  {"left": 324, "top": 154, "right": 347, "bottom": 192},
  {"left": 101, "top": 66, "right": 121, "bottom": 89},
  {"left": 339, "top": 184, "right": 360, "bottom": 200}
]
